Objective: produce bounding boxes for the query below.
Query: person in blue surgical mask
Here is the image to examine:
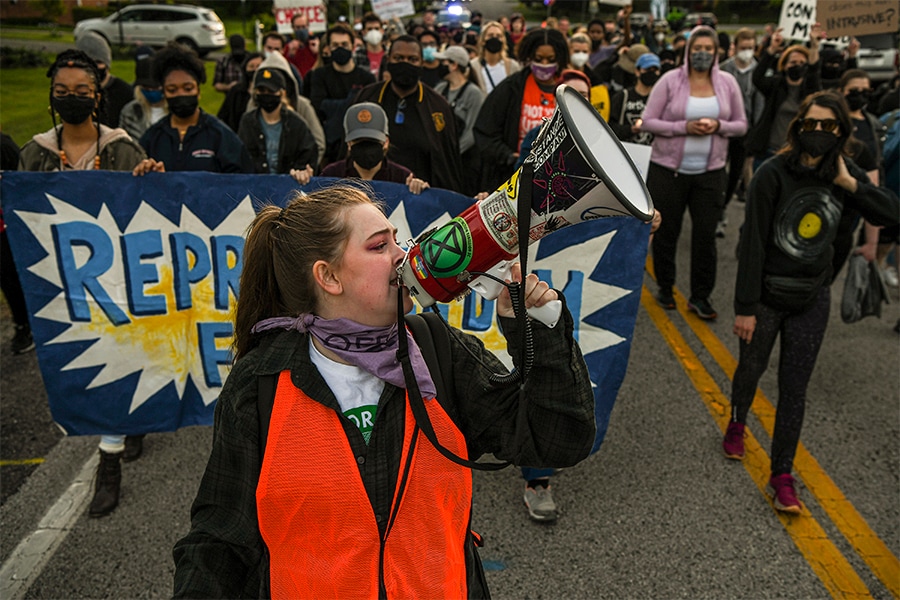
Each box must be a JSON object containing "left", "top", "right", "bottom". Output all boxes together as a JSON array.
[
  {"left": 119, "top": 53, "right": 168, "bottom": 140},
  {"left": 417, "top": 29, "right": 443, "bottom": 88}
]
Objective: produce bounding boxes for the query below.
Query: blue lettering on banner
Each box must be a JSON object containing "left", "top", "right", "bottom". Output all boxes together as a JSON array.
[
  {"left": 198, "top": 322, "right": 234, "bottom": 387},
  {"left": 54, "top": 221, "right": 130, "bottom": 326},
  {"left": 122, "top": 230, "right": 166, "bottom": 317},
  {"left": 212, "top": 235, "right": 243, "bottom": 310},
  {"left": 171, "top": 232, "right": 212, "bottom": 311}
]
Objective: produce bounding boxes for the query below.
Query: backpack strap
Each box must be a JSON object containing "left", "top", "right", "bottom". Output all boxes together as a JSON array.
[
  {"left": 257, "top": 372, "right": 277, "bottom": 464},
  {"left": 401, "top": 311, "right": 509, "bottom": 471}
]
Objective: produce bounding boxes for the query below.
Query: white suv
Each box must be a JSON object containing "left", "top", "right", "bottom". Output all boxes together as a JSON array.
[{"left": 74, "top": 4, "right": 226, "bottom": 56}]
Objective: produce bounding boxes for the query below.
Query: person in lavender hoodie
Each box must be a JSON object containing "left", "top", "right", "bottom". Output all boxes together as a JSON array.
[{"left": 640, "top": 26, "right": 747, "bottom": 319}]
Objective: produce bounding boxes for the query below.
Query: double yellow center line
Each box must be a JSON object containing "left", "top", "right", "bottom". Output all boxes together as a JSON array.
[{"left": 641, "top": 282, "right": 899, "bottom": 599}]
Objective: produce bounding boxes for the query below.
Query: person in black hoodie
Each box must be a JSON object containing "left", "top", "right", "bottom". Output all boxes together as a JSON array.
[
  {"left": 217, "top": 52, "right": 263, "bottom": 132},
  {"left": 724, "top": 91, "right": 899, "bottom": 514},
  {"left": 238, "top": 67, "right": 317, "bottom": 179}
]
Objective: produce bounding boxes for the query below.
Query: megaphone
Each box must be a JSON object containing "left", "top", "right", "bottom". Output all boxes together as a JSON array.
[{"left": 399, "top": 84, "right": 653, "bottom": 327}]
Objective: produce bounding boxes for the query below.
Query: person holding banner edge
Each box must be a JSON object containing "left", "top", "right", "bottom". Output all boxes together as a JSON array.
[
  {"left": 172, "top": 184, "right": 595, "bottom": 597},
  {"left": 18, "top": 49, "right": 148, "bottom": 518}
]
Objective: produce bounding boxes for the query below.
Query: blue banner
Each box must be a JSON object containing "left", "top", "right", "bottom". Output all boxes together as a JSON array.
[{"left": 2, "top": 171, "right": 648, "bottom": 452}]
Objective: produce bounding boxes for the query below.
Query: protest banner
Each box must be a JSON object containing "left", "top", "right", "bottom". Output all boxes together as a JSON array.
[
  {"left": 371, "top": 0, "right": 416, "bottom": 21},
  {"left": 779, "top": 0, "right": 817, "bottom": 41},
  {"left": 817, "top": 0, "right": 899, "bottom": 37},
  {"left": 2, "top": 172, "right": 649, "bottom": 454},
  {"left": 273, "top": 0, "right": 326, "bottom": 35}
]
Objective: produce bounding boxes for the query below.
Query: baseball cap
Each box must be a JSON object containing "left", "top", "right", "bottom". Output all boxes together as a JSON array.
[
  {"left": 344, "top": 102, "right": 389, "bottom": 143},
  {"left": 635, "top": 53, "right": 661, "bottom": 70},
  {"left": 255, "top": 68, "right": 286, "bottom": 92},
  {"left": 134, "top": 56, "right": 159, "bottom": 88},
  {"left": 434, "top": 46, "right": 470, "bottom": 68},
  {"left": 618, "top": 43, "right": 650, "bottom": 74}
]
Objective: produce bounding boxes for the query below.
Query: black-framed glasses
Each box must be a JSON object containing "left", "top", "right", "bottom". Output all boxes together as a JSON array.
[
  {"left": 799, "top": 118, "right": 839, "bottom": 133},
  {"left": 395, "top": 99, "right": 406, "bottom": 125}
]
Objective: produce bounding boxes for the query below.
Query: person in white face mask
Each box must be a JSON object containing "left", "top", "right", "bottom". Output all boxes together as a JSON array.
[
  {"left": 355, "top": 11, "right": 387, "bottom": 78},
  {"left": 568, "top": 33, "right": 603, "bottom": 87},
  {"left": 718, "top": 28, "right": 765, "bottom": 234}
]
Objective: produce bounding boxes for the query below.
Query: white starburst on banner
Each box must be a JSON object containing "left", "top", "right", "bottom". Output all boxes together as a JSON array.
[{"left": 16, "top": 194, "right": 257, "bottom": 413}]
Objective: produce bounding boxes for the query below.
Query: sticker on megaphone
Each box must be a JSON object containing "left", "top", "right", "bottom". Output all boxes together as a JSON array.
[{"left": 398, "top": 84, "right": 654, "bottom": 327}]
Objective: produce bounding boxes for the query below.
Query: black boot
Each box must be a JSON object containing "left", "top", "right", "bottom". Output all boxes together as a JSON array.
[
  {"left": 89, "top": 449, "right": 122, "bottom": 518},
  {"left": 123, "top": 435, "right": 145, "bottom": 462}
]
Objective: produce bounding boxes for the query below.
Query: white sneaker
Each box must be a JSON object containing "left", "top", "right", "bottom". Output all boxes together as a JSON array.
[
  {"left": 523, "top": 484, "right": 559, "bottom": 522},
  {"left": 882, "top": 267, "right": 899, "bottom": 288}
]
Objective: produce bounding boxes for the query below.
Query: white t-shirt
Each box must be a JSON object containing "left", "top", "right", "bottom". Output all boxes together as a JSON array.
[
  {"left": 480, "top": 61, "right": 508, "bottom": 94},
  {"left": 678, "top": 95, "right": 720, "bottom": 175},
  {"left": 149, "top": 106, "right": 166, "bottom": 125},
  {"left": 308, "top": 338, "right": 384, "bottom": 444}
]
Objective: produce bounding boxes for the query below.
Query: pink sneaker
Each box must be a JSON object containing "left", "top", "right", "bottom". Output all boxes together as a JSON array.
[
  {"left": 766, "top": 473, "right": 802, "bottom": 514},
  {"left": 722, "top": 422, "right": 745, "bottom": 460}
]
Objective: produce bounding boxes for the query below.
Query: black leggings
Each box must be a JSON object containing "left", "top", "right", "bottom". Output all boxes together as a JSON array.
[
  {"left": 648, "top": 164, "right": 726, "bottom": 299},
  {"left": 1, "top": 230, "right": 29, "bottom": 327},
  {"left": 730, "top": 286, "right": 830, "bottom": 475}
]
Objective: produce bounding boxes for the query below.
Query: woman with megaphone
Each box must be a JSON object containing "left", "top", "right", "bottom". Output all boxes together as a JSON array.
[
  {"left": 641, "top": 26, "right": 747, "bottom": 320},
  {"left": 172, "top": 185, "right": 596, "bottom": 598}
]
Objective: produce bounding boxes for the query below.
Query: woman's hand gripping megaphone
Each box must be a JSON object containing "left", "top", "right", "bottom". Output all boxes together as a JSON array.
[{"left": 494, "top": 261, "right": 563, "bottom": 327}]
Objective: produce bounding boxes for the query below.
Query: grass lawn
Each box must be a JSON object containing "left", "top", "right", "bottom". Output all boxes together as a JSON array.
[
  {"left": 1, "top": 59, "right": 221, "bottom": 149},
  {"left": 0, "top": 27, "right": 75, "bottom": 45}
]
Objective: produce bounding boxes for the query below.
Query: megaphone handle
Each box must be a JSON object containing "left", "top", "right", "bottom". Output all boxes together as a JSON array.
[{"left": 527, "top": 300, "right": 562, "bottom": 329}]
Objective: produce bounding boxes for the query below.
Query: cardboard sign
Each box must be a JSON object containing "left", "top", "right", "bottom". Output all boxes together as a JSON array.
[
  {"left": 371, "top": 0, "right": 416, "bottom": 20},
  {"left": 779, "top": 0, "right": 817, "bottom": 41},
  {"left": 817, "top": 0, "right": 900, "bottom": 37},
  {"left": 273, "top": 0, "right": 326, "bottom": 34}
]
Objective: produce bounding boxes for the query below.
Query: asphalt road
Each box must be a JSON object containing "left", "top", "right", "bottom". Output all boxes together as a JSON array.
[{"left": 1, "top": 195, "right": 898, "bottom": 599}]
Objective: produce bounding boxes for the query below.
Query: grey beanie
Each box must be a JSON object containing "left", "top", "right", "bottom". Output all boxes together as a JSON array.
[{"left": 76, "top": 31, "right": 112, "bottom": 66}]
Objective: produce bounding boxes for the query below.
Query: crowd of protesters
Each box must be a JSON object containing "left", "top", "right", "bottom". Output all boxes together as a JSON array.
[{"left": 1, "top": 4, "right": 899, "bottom": 536}]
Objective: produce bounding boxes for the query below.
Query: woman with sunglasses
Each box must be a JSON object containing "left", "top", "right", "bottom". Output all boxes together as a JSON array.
[{"left": 723, "top": 91, "right": 899, "bottom": 514}]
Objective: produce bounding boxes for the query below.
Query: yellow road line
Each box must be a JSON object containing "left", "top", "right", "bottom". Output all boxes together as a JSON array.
[
  {"left": 0, "top": 458, "right": 44, "bottom": 467},
  {"left": 668, "top": 285, "right": 900, "bottom": 598},
  {"left": 641, "top": 286, "right": 872, "bottom": 598}
]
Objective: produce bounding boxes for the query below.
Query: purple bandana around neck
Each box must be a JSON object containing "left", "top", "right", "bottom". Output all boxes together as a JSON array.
[{"left": 251, "top": 314, "right": 438, "bottom": 398}]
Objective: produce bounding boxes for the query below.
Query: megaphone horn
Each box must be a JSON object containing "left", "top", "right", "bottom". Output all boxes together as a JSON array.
[{"left": 400, "top": 84, "right": 654, "bottom": 324}]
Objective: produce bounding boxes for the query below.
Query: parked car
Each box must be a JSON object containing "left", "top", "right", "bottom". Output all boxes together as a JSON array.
[
  {"left": 684, "top": 12, "right": 718, "bottom": 29},
  {"left": 74, "top": 4, "right": 226, "bottom": 56},
  {"left": 855, "top": 32, "right": 899, "bottom": 83},
  {"left": 435, "top": 4, "right": 472, "bottom": 29}
]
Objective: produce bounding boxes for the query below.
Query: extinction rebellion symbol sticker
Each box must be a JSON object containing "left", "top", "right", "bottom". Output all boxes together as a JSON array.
[{"left": 421, "top": 217, "right": 473, "bottom": 277}]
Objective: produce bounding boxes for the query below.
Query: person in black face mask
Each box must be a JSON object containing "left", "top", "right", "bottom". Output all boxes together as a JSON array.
[
  {"left": 213, "top": 34, "right": 248, "bottom": 94},
  {"left": 307, "top": 24, "right": 375, "bottom": 166},
  {"left": 352, "top": 35, "right": 463, "bottom": 193},
  {"left": 19, "top": 49, "right": 146, "bottom": 173},
  {"left": 237, "top": 67, "right": 318, "bottom": 179},
  {"left": 746, "top": 25, "right": 824, "bottom": 171},
  {"left": 609, "top": 52, "right": 660, "bottom": 145},
  {"left": 320, "top": 102, "right": 429, "bottom": 194},
  {"left": 133, "top": 42, "right": 252, "bottom": 175},
  {"left": 727, "top": 90, "right": 899, "bottom": 515},
  {"left": 18, "top": 49, "right": 148, "bottom": 519},
  {"left": 835, "top": 69, "right": 889, "bottom": 278}
]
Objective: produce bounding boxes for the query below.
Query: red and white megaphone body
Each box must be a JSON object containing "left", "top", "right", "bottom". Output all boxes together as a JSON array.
[{"left": 398, "top": 84, "right": 654, "bottom": 327}]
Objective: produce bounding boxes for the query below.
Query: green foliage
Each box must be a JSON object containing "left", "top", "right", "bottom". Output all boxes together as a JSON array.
[
  {"left": 0, "top": 46, "right": 52, "bottom": 69},
  {"left": 72, "top": 6, "right": 111, "bottom": 24},
  {"left": 28, "top": 0, "right": 64, "bottom": 21}
]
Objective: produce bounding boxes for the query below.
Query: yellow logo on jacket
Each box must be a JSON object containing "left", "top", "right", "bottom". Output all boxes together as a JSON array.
[{"left": 432, "top": 112, "right": 445, "bottom": 132}]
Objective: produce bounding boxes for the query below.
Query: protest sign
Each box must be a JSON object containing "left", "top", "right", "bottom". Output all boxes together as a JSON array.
[
  {"left": 273, "top": 0, "right": 326, "bottom": 35},
  {"left": 371, "top": 0, "right": 416, "bottom": 21},
  {"left": 3, "top": 172, "right": 649, "bottom": 454},
  {"left": 779, "top": 0, "right": 817, "bottom": 41},
  {"left": 817, "top": 0, "right": 899, "bottom": 37}
]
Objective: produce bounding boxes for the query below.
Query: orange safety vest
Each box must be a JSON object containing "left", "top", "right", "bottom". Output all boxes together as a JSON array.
[{"left": 256, "top": 371, "right": 472, "bottom": 599}]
